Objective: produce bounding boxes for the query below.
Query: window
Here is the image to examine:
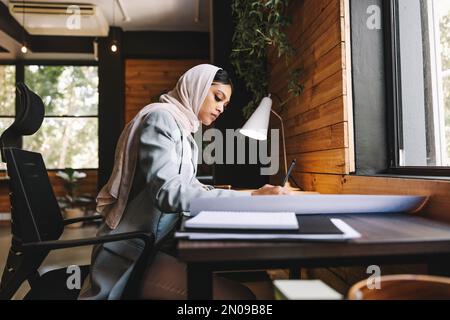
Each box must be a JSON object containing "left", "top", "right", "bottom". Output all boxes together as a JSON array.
[
  {"left": 23, "top": 65, "right": 99, "bottom": 169},
  {"left": 0, "top": 65, "right": 16, "bottom": 171},
  {"left": 0, "top": 64, "right": 98, "bottom": 170},
  {"left": 392, "top": 0, "right": 450, "bottom": 167},
  {"left": 350, "top": 0, "right": 450, "bottom": 176}
]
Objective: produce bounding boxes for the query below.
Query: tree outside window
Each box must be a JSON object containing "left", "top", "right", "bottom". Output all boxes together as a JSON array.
[
  {"left": 440, "top": 8, "right": 450, "bottom": 162},
  {"left": 0, "top": 65, "right": 98, "bottom": 170},
  {"left": 0, "top": 65, "right": 16, "bottom": 171},
  {"left": 23, "top": 65, "right": 99, "bottom": 169}
]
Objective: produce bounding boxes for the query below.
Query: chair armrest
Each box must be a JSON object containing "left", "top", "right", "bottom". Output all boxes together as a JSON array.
[
  {"left": 63, "top": 214, "right": 103, "bottom": 226},
  {"left": 21, "top": 231, "right": 154, "bottom": 252}
]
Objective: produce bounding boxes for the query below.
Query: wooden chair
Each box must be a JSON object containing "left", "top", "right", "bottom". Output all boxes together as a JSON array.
[{"left": 348, "top": 274, "right": 450, "bottom": 300}]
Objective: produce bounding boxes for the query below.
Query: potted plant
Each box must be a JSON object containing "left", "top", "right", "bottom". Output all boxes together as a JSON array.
[
  {"left": 56, "top": 168, "right": 87, "bottom": 228},
  {"left": 230, "top": 0, "right": 304, "bottom": 118}
]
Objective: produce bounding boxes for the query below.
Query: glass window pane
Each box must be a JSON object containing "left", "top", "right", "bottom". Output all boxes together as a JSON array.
[
  {"left": 439, "top": 0, "right": 450, "bottom": 165},
  {"left": 396, "top": 0, "right": 450, "bottom": 166},
  {"left": 0, "top": 65, "right": 16, "bottom": 116},
  {"left": 0, "top": 118, "right": 15, "bottom": 133},
  {"left": 23, "top": 118, "right": 98, "bottom": 169},
  {"left": 24, "top": 65, "right": 98, "bottom": 116},
  {"left": 0, "top": 118, "right": 15, "bottom": 171}
]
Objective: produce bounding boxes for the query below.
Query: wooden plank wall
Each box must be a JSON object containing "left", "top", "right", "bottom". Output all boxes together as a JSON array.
[
  {"left": 125, "top": 59, "right": 208, "bottom": 123},
  {"left": 268, "top": 0, "right": 450, "bottom": 224},
  {"left": 269, "top": 0, "right": 353, "bottom": 178}
]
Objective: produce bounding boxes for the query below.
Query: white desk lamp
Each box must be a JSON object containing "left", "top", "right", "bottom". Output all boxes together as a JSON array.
[{"left": 239, "top": 94, "right": 288, "bottom": 176}]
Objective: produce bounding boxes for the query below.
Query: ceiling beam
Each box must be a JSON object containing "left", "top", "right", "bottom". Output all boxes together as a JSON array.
[
  {"left": 123, "top": 31, "right": 209, "bottom": 59},
  {"left": 28, "top": 35, "right": 94, "bottom": 53}
]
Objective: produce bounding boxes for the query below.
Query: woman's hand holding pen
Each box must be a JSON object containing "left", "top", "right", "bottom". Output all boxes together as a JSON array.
[
  {"left": 251, "top": 160, "right": 297, "bottom": 196},
  {"left": 251, "top": 184, "right": 291, "bottom": 196}
]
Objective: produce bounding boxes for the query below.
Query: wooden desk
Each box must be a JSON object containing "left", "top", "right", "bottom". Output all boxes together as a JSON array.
[{"left": 177, "top": 213, "right": 450, "bottom": 299}]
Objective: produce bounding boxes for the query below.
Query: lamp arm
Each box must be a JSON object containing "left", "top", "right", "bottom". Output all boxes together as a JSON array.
[{"left": 271, "top": 109, "right": 288, "bottom": 176}]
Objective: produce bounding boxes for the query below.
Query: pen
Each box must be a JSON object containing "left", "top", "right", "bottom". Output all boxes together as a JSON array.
[{"left": 282, "top": 159, "right": 296, "bottom": 187}]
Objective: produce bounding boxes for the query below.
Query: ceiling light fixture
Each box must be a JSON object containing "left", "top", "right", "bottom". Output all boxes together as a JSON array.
[
  {"left": 93, "top": 38, "right": 99, "bottom": 61},
  {"left": 110, "top": 0, "right": 118, "bottom": 53},
  {"left": 194, "top": 0, "right": 200, "bottom": 23},
  {"left": 21, "top": 0, "right": 28, "bottom": 54},
  {"left": 110, "top": 42, "right": 117, "bottom": 53}
]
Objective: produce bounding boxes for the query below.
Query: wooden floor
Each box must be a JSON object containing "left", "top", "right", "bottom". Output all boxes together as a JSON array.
[{"left": 0, "top": 224, "right": 97, "bottom": 299}]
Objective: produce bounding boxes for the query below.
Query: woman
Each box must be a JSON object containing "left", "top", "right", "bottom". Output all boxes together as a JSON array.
[{"left": 79, "top": 64, "right": 289, "bottom": 300}]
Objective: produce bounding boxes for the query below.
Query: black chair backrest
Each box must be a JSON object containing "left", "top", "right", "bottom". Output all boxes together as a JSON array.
[
  {"left": 4, "top": 148, "right": 64, "bottom": 243},
  {"left": 0, "top": 83, "right": 63, "bottom": 243},
  {"left": 1, "top": 83, "right": 45, "bottom": 162}
]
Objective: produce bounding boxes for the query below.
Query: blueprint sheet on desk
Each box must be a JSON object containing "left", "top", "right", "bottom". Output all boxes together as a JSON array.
[{"left": 188, "top": 194, "right": 428, "bottom": 217}]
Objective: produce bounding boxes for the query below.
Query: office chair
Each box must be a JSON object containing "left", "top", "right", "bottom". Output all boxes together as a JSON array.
[{"left": 0, "top": 83, "right": 155, "bottom": 300}]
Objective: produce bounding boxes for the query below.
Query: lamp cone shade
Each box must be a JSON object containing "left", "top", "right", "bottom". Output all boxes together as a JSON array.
[{"left": 239, "top": 96, "right": 273, "bottom": 141}]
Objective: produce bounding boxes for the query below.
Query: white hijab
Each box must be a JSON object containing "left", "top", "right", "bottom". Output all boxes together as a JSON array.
[{"left": 97, "top": 64, "right": 221, "bottom": 229}]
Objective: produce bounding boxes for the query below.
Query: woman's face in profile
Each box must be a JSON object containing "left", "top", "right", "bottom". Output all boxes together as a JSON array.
[{"left": 198, "top": 83, "right": 232, "bottom": 126}]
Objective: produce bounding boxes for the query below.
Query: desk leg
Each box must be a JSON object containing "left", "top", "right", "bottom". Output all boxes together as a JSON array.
[{"left": 187, "top": 264, "right": 213, "bottom": 300}]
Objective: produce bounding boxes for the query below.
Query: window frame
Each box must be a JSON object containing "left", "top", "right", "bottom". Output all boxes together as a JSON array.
[
  {"left": 384, "top": 0, "right": 450, "bottom": 177},
  {"left": 350, "top": 0, "right": 450, "bottom": 178},
  {"left": 0, "top": 60, "right": 99, "bottom": 171}
]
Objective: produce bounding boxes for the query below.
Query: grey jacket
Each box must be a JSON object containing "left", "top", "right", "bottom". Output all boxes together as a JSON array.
[{"left": 79, "top": 109, "right": 248, "bottom": 299}]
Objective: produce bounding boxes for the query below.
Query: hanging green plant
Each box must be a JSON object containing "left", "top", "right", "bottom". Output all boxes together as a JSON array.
[{"left": 230, "top": 0, "right": 304, "bottom": 118}]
